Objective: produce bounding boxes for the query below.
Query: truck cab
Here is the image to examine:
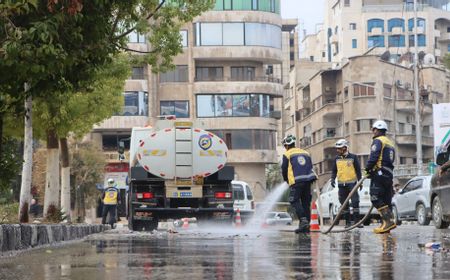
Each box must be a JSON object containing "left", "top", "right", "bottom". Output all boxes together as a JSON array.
[
  {"left": 430, "top": 144, "right": 450, "bottom": 229},
  {"left": 126, "top": 120, "right": 235, "bottom": 231}
]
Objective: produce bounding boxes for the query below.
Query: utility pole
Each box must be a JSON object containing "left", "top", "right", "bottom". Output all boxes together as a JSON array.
[{"left": 413, "top": 0, "right": 423, "bottom": 175}]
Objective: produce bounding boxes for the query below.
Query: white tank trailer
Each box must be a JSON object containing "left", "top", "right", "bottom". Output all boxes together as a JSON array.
[{"left": 126, "top": 120, "right": 235, "bottom": 231}]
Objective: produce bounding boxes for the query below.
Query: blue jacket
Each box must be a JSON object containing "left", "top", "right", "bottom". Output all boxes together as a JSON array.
[
  {"left": 366, "top": 135, "right": 395, "bottom": 178},
  {"left": 282, "top": 147, "right": 316, "bottom": 186}
]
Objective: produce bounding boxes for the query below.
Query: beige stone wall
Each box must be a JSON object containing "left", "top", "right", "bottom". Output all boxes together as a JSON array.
[{"left": 232, "top": 163, "right": 267, "bottom": 201}]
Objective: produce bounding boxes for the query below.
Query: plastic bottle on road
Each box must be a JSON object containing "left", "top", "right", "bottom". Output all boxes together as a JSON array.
[{"left": 425, "top": 242, "right": 441, "bottom": 250}]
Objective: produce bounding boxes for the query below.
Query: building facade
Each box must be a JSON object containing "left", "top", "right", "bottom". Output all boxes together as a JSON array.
[
  {"left": 284, "top": 55, "right": 450, "bottom": 187},
  {"left": 301, "top": 0, "right": 450, "bottom": 65},
  {"left": 90, "top": 0, "right": 292, "bottom": 201}
]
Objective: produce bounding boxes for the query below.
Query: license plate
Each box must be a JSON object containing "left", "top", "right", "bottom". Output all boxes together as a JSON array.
[{"left": 171, "top": 191, "right": 193, "bottom": 198}]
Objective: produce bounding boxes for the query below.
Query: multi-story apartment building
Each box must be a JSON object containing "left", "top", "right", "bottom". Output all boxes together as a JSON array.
[
  {"left": 301, "top": 0, "right": 450, "bottom": 64},
  {"left": 90, "top": 0, "right": 292, "bottom": 201},
  {"left": 285, "top": 55, "right": 450, "bottom": 187}
]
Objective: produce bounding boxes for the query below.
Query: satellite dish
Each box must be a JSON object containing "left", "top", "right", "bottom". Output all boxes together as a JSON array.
[
  {"left": 380, "top": 51, "right": 390, "bottom": 61},
  {"left": 423, "top": 53, "right": 435, "bottom": 65}
]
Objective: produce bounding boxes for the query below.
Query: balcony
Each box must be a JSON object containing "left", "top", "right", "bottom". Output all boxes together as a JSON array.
[
  {"left": 412, "top": 26, "right": 425, "bottom": 34},
  {"left": 104, "top": 151, "right": 131, "bottom": 163},
  {"left": 368, "top": 27, "right": 383, "bottom": 36},
  {"left": 227, "top": 149, "right": 278, "bottom": 164},
  {"left": 194, "top": 78, "right": 283, "bottom": 97},
  {"left": 438, "top": 33, "right": 450, "bottom": 42},
  {"left": 94, "top": 116, "right": 148, "bottom": 130},
  {"left": 193, "top": 46, "right": 282, "bottom": 64},
  {"left": 434, "top": 29, "right": 441, "bottom": 37},
  {"left": 396, "top": 135, "right": 434, "bottom": 147},
  {"left": 390, "top": 27, "right": 404, "bottom": 35},
  {"left": 394, "top": 164, "right": 430, "bottom": 178},
  {"left": 396, "top": 99, "right": 432, "bottom": 114}
]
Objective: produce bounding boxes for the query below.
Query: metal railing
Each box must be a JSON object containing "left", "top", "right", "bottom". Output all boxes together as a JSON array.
[
  {"left": 194, "top": 76, "right": 282, "bottom": 84},
  {"left": 394, "top": 164, "right": 430, "bottom": 178}
]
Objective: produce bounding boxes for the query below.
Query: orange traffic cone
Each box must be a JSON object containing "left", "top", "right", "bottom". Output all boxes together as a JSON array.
[
  {"left": 235, "top": 209, "right": 242, "bottom": 227},
  {"left": 182, "top": 218, "right": 189, "bottom": 229},
  {"left": 310, "top": 201, "right": 321, "bottom": 232}
]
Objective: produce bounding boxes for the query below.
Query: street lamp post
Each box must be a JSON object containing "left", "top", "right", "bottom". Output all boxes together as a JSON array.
[{"left": 413, "top": 0, "right": 423, "bottom": 175}]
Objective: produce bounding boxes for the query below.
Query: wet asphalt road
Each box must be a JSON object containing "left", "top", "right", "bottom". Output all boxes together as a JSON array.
[{"left": 1, "top": 224, "right": 450, "bottom": 280}]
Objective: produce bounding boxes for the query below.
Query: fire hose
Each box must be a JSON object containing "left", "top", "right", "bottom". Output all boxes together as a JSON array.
[{"left": 315, "top": 176, "right": 374, "bottom": 234}]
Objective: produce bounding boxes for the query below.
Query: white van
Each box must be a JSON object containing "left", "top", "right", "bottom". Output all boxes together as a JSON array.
[{"left": 232, "top": 181, "right": 255, "bottom": 218}]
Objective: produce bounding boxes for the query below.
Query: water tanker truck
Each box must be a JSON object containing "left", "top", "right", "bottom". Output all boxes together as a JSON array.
[{"left": 126, "top": 120, "right": 235, "bottom": 231}]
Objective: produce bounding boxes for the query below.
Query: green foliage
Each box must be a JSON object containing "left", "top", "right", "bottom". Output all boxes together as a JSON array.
[
  {"left": 33, "top": 54, "right": 130, "bottom": 140},
  {"left": 266, "top": 163, "right": 284, "bottom": 191},
  {"left": 71, "top": 141, "right": 106, "bottom": 190},
  {"left": 444, "top": 53, "right": 450, "bottom": 70},
  {"left": 0, "top": 137, "right": 22, "bottom": 193},
  {"left": 0, "top": 202, "right": 19, "bottom": 224}
]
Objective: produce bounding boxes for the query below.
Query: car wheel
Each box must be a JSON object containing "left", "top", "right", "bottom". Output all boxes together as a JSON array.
[
  {"left": 432, "top": 196, "right": 450, "bottom": 229},
  {"left": 416, "top": 204, "right": 430, "bottom": 226},
  {"left": 392, "top": 205, "right": 402, "bottom": 226}
]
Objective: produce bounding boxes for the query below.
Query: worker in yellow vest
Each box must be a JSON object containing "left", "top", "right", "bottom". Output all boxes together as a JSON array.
[
  {"left": 102, "top": 178, "right": 120, "bottom": 229},
  {"left": 331, "top": 139, "right": 363, "bottom": 228}
]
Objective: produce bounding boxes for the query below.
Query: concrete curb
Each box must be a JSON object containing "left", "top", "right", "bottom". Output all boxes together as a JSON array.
[{"left": 0, "top": 224, "right": 110, "bottom": 253}]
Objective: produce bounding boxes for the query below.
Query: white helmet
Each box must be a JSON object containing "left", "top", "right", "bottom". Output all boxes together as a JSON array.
[
  {"left": 335, "top": 139, "right": 349, "bottom": 149},
  {"left": 372, "top": 120, "right": 388, "bottom": 131},
  {"left": 107, "top": 178, "right": 115, "bottom": 186},
  {"left": 282, "top": 134, "right": 296, "bottom": 146}
]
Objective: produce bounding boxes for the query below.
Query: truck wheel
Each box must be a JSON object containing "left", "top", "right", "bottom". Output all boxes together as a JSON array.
[
  {"left": 416, "top": 204, "right": 430, "bottom": 226},
  {"left": 432, "top": 196, "right": 450, "bottom": 229}
]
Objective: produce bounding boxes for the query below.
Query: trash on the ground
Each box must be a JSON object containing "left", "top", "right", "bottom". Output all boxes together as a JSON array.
[{"left": 418, "top": 242, "right": 442, "bottom": 251}]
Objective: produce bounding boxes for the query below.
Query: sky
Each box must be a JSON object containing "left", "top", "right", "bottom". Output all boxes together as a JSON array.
[{"left": 281, "top": 0, "right": 325, "bottom": 36}]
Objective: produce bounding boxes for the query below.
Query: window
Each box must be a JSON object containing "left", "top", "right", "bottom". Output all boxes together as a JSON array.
[
  {"left": 408, "top": 18, "right": 426, "bottom": 31},
  {"left": 355, "top": 119, "right": 376, "bottom": 132},
  {"left": 352, "top": 39, "right": 357, "bottom": 48},
  {"left": 209, "top": 129, "right": 276, "bottom": 150},
  {"left": 344, "top": 87, "right": 349, "bottom": 100},
  {"left": 180, "top": 30, "right": 188, "bottom": 47},
  {"left": 200, "top": 23, "right": 222, "bottom": 45},
  {"left": 368, "top": 36, "right": 385, "bottom": 48},
  {"left": 383, "top": 84, "right": 392, "bottom": 97},
  {"left": 231, "top": 67, "right": 255, "bottom": 81},
  {"left": 322, "top": 52, "right": 326, "bottom": 58},
  {"left": 368, "top": 19, "right": 384, "bottom": 32},
  {"left": 447, "top": 26, "right": 450, "bottom": 33},
  {"left": 196, "top": 94, "right": 274, "bottom": 118},
  {"left": 344, "top": 0, "right": 350, "bottom": 6},
  {"left": 196, "top": 22, "right": 281, "bottom": 48},
  {"left": 102, "top": 134, "right": 131, "bottom": 151},
  {"left": 388, "top": 35, "right": 405, "bottom": 47},
  {"left": 353, "top": 83, "right": 375, "bottom": 97},
  {"left": 131, "top": 67, "right": 145, "bottom": 80},
  {"left": 345, "top": 122, "right": 350, "bottom": 135},
  {"left": 252, "top": 0, "right": 258, "bottom": 10},
  {"left": 224, "top": 0, "right": 232, "bottom": 10},
  {"left": 160, "top": 65, "right": 188, "bottom": 83},
  {"left": 160, "top": 101, "right": 189, "bottom": 118},
  {"left": 388, "top": 18, "right": 405, "bottom": 32},
  {"left": 197, "top": 95, "right": 215, "bottom": 117},
  {"left": 349, "top": 23, "right": 357, "bottom": 30},
  {"left": 448, "top": 44, "right": 450, "bottom": 52},
  {"left": 232, "top": 184, "right": 244, "bottom": 200},
  {"left": 128, "top": 31, "right": 146, "bottom": 43},
  {"left": 119, "top": 91, "right": 148, "bottom": 116},
  {"left": 195, "top": 67, "right": 223, "bottom": 81},
  {"left": 409, "top": 35, "right": 426, "bottom": 47},
  {"left": 223, "top": 23, "right": 244, "bottom": 45}
]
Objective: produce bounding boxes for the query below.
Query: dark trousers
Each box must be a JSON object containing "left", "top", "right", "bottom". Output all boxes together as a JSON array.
[
  {"left": 288, "top": 182, "right": 312, "bottom": 222},
  {"left": 338, "top": 184, "right": 360, "bottom": 219},
  {"left": 370, "top": 174, "right": 393, "bottom": 209},
  {"left": 101, "top": 204, "right": 117, "bottom": 225}
]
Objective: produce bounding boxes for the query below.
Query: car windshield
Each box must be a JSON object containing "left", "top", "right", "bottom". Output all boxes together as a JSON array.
[
  {"left": 232, "top": 185, "right": 244, "bottom": 200},
  {"left": 278, "top": 213, "right": 290, "bottom": 218},
  {"left": 265, "top": 213, "right": 276, "bottom": 218}
]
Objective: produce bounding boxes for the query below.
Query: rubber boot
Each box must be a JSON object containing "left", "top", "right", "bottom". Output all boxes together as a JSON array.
[
  {"left": 374, "top": 206, "right": 396, "bottom": 234},
  {"left": 295, "top": 217, "right": 310, "bottom": 234},
  {"left": 352, "top": 211, "right": 364, "bottom": 228},
  {"left": 344, "top": 212, "right": 352, "bottom": 228}
]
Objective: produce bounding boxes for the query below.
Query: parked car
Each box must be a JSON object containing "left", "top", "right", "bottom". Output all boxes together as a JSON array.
[
  {"left": 265, "top": 212, "right": 293, "bottom": 226},
  {"left": 430, "top": 146, "right": 450, "bottom": 229},
  {"left": 316, "top": 178, "right": 377, "bottom": 225},
  {"left": 232, "top": 180, "right": 255, "bottom": 220},
  {"left": 392, "top": 175, "right": 432, "bottom": 226}
]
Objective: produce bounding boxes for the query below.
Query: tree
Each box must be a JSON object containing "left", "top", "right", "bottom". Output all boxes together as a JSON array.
[
  {"left": 266, "top": 163, "right": 284, "bottom": 192},
  {"left": 70, "top": 141, "right": 106, "bottom": 222},
  {"left": 1, "top": 0, "right": 214, "bottom": 220},
  {"left": 33, "top": 54, "right": 129, "bottom": 220}
]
